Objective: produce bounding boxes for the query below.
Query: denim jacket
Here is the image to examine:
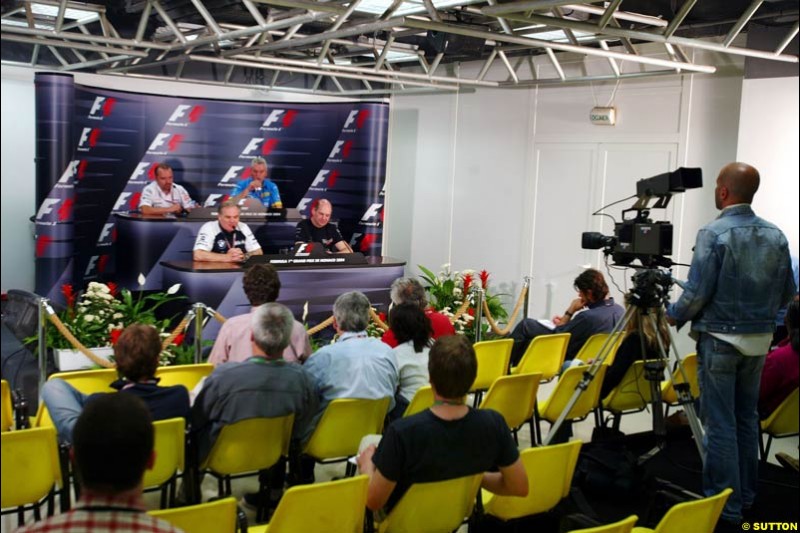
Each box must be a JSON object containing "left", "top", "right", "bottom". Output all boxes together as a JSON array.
[{"left": 668, "top": 204, "right": 796, "bottom": 334}]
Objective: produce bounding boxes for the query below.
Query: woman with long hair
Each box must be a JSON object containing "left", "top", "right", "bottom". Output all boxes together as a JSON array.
[{"left": 387, "top": 303, "right": 433, "bottom": 420}]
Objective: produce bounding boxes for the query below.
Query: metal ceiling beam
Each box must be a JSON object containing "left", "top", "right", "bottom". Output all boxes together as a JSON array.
[
  {"left": 191, "top": 54, "right": 460, "bottom": 90},
  {"left": 224, "top": 17, "right": 403, "bottom": 56},
  {"left": 1, "top": 33, "right": 150, "bottom": 57},
  {"left": 482, "top": 0, "right": 582, "bottom": 14},
  {"left": 597, "top": 0, "right": 623, "bottom": 31},
  {"left": 724, "top": 0, "right": 763, "bottom": 47},
  {"left": 663, "top": 0, "right": 697, "bottom": 39},
  {"left": 775, "top": 22, "right": 799, "bottom": 55},
  {"left": 317, "top": 0, "right": 363, "bottom": 63},
  {"left": 189, "top": 0, "right": 223, "bottom": 36},
  {"left": 495, "top": 12, "right": 799, "bottom": 63},
  {"left": 151, "top": 0, "right": 188, "bottom": 44},
  {"left": 1, "top": 25, "right": 170, "bottom": 49},
  {"left": 404, "top": 19, "right": 717, "bottom": 73}
]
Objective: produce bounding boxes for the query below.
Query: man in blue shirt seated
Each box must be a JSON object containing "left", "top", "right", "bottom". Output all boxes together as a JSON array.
[
  {"left": 357, "top": 334, "right": 528, "bottom": 515},
  {"left": 41, "top": 324, "right": 190, "bottom": 444},
  {"left": 508, "top": 268, "right": 624, "bottom": 367},
  {"left": 230, "top": 156, "right": 282, "bottom": 209}
]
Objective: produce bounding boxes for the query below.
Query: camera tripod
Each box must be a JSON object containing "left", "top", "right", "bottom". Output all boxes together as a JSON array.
[{"left": 543, "top": 269, "right": 705, "bottom": 465}]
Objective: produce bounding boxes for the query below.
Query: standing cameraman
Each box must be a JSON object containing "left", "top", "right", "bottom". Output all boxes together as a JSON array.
[{"left": 666, "top": 162, "right": 796, "bottom": 527}]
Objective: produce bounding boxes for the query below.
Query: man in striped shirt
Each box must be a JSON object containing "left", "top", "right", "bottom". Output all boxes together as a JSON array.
[{"left": 19, "top": 394, "right": 181, "bottom": 533}]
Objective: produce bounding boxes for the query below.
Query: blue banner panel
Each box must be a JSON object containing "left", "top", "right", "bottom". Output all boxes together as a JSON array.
[{"left": 34, "top": 73, "right": 388, "bottom": 304}]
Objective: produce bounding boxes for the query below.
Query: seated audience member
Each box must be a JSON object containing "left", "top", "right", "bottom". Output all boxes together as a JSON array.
[
  {"left": 304, "top": 291, "right": 398, "bottom": 417},
  {"left": 41, "top": 324, "right": 190, "bottom": 443},
  {"left": 759, "top": 299, "right": 799, "bottom": 418},
  {"left": 209, "top": 264, "right": 311, "bottom": 365},
  {"left": 192, "top": 303, "right": 319, "bottom": 464},
  {"left": 772, "top": 256, "right": 799, "bottom": 347},
  {"left": 230, "top": 157, "right": 283, "bottom": 209},
  {"left": 509, "top": 268, "right": 623, "bottom": 366},
  {"left": 20, "top": 394, "right": 181, "bottom": 533},
  {"left": 599, "top": 302, "right": 670, "bottom": 399},
  {"left": 357, "top": 335, "right": 528, "bottom": 514},
  {"left": 140, "top": 162, "right": 198, "bottom": 216},
  {"left": 381, "top": 277, "right": 455, "bottom": 348},
  {"left": 387, "top": 303, "right": 433, "bottom": 420},
  {"left": 294, "top": 199, "right": 353, "bottom": 253},
  {"left": 193, "top": 200, "right": 263, "bottom": 262}
]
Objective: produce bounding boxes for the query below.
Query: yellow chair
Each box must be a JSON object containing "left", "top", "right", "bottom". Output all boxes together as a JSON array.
[
  {"left": 378, "top": 473, "right": 482, "bottom": 533},
  {"left": 574, "top": 333, "right": 623, "bottom": 366},
  {"left": 536, "top": 365, "right": 607, "bottom": 444},
  {"left": 511, "top": 333, "right": 570, "bottom": 382},
  {"left": 759, "top": 387, "right": 799, "bottom": 461},
  {"left": 479, "top": 373, "right": 541, "bottom": 444},
  {"left": 143, "top": 417, "right": 185, "bottom": 508},
  {"left": 661, "top": 353, "right": 699, "bottom": 416},
  {"left": 403, "top": 385, "right": 434, "bottom": 417},
  {"left": 1, "top": 426, "right": 63, "bottom": 528},
  {"left": 154, "top": 363, "right": 213, "bottom": 390},
  {"left": 303, "top": 397, "right": 390, "bottom": 477},
  {"left": 34, "top": 368, "right": 119, "bottom": 428},
  {"left": 201, "top": 414, "right": 294, "bottom": 522},
  {"left": 248, "top": 476, "right": 369, "bottom": 533},
  {"left": 150, "top": 496, "right": 238, "bottom": 533},
  {"left": 483, "top": 440, "right": 582, "bottom": 521},
  {"left": 470, "top": 339, "right": 512, "bottom": 406},
  {"left": 569, "top": 515, "right": 638, "bottom": 533},
  {"left": 601, "top": 360, "right": 665, "bottom": 431},
  {"left": 631, "top": 488, "right": 731, "bottom": 533},
  {"left": 1, "top": 379, "right": 13, "bottom": 432}
]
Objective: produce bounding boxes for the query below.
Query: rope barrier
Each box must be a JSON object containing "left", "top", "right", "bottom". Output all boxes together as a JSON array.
[
  {"left": 369, "top": 308, "right": 388, "bottom": 332},
  {"left": 45, "top": 312, "right": 116, "bottom": 369},
  {"left": 449, "top": 299, "right": 473, "bottom": 325},
  {"left": 481, "top": 283, "right": 529, "bottom": 336},
  {"left": 161, "top": 315, "right": 191, "bottom": 351},
  {"left": 307, "top": 316, "right": 335, "bottom": 335},
  {"left": 211, "top": 310, "right": 227, "bottom": 324}
]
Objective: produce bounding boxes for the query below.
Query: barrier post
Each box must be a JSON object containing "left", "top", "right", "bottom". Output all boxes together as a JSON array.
[
  {"left": 38, "top": 298, "right": 50, "bottom": 394},
  {"left": 193, "top": 303, "right": 204, "bottom": 364},
  {"left": 522, "top": 276, "right": 531, "bottom": 318},
  {"left": 473, "top": 288, "right": 484, "bottom": 343}
]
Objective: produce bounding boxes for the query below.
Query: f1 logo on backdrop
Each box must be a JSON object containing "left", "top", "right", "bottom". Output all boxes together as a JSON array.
[
  {"left": 219, "top": 166, "right": 250, "bottom": 185},
  {"left": 85, "top": 255, "right": 110, "bottom": 276},
  {"left": 113, "top": 192, "right": 141, "bottom": 211},
  {"left": 261, "top": 109, "right": 298, "bottom": 130},
  {"left": 127, "top": 162, "right": 159, "bottom": 183},
  {"left": 77, "top": 128, "right": 101, "bottom": 152},
  {"left": 88, "top": 97, "right": 116, "bottom": 120},
  {"left": 328, "top": 140, "right": 353, "bottom": 160},
  {"left": 97, "top": 223, "right": 116, "bottom": 246},
  {"left": 294, "top": 243, "right": 315, "bottom": 257},
  {"left": 167, "top": 104, "right": 205, "bottom": 125},
  {"left": 309, "top": 170, "right": 339, "bottom": 191},
  {"left": 55, "top": 161, "right": 81, "bottom": 188},
  {"left": 360, "top": 203, "right": 383, "bottom": 225},
  {"left": 147, "top": 133, "right": 184, "bottom": 154},
  {"left": 239, "top": 138, "right": 279, "bottom": 159},
  {"left": 343, "top": 109, "right": 369, "bottom": 131}
]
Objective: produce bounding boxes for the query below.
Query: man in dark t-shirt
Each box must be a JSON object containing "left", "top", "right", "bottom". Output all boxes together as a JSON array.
[
  {"left": 294, "top": 198, "right": 353, "bottom": 253},
  {"left": 357, "top": 335, "right": 528, "bottom": 514}
]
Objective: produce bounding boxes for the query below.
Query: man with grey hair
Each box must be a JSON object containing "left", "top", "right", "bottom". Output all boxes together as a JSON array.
[
  {"left": 193, "top": 200, "right": 263, "bottom": 262},
  {"left": 305, "top": 291, "right": 398, "bottom": 417},
  {"left": 192, "top": 302, "right": 318, "bottom": 463},
  {"left": 230, "top": 156, "right": 283, "bottom": 209},
  {"left": 382, "top": 277, "right": 455, "bottom": 348}
]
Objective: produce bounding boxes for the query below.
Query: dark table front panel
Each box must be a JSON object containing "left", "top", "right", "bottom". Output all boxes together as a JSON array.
[{"left": 161, "top": 259, "right": 405, "bottom": 341}]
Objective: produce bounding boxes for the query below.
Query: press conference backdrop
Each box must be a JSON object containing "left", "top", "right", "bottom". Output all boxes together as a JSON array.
[{"left": 34, "top": 73, "right": 388, "bottom": 305}]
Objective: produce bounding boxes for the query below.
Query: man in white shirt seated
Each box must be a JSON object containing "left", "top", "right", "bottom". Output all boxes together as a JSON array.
[{"left": 140, "top": 162, "right": 197, "bottom": 215}]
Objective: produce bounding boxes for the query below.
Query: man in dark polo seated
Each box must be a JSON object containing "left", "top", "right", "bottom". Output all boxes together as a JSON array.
[
  {"left": 508, "top": 268, "right": 624, "bottom": 367},
  {"left": 294, "top": 198, "right": 353, "bottom": 253},
  {"left": 41, "top": 324, "right": 190, "bottom": 444},
  {"left": 357, "top": 335, "right": 528, "bottom": 514}
]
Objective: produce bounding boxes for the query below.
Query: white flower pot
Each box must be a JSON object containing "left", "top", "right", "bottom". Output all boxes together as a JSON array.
[{"left": 54, "top": 347, "right": 114, "bottom": 371}]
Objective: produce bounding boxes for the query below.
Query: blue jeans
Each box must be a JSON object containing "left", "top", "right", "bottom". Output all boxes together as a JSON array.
[
  {"left": 41, "top": 378, "right": 89, "bottom": 444},
  {"left": 697, "top": 333, "right": 764, "bottom": 522}
]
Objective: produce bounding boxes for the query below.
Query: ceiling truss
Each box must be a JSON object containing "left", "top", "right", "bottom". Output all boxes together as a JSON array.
[{"left": 1, "top": 0, "right": 798, "bottom": 97}]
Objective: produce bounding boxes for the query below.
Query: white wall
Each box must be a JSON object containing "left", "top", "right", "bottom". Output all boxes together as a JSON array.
[
  {"left": 737, "top": 76, "right": 800, "bottom": 256},
  {"left": 386, "top": 45, "right": 746, "bottom": 356}
]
